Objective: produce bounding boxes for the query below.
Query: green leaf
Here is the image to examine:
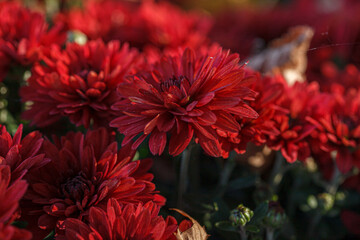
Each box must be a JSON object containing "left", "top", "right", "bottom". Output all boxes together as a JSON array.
[
  {"left": 227, "top": 175, "right": 257, "bottom": 191},
  {"left": 245, "top": 224, "right": 260, "bottom": 233},
  {"left": 215, "top": 221, "right": 238, "bottom": 232},
  {"left": 249, "top": 201, "right": 269, "bottom": 224},
  {"left": 11, "top": 221, "right": 28, "bottom": 229},
  {"left": 43, "top": 230, "right": 55, "bottom": 240}
]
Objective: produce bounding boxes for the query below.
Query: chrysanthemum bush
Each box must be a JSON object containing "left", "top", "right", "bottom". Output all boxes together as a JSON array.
[{"left": 1, "top": 0, "right": 360, "bottom": 239}]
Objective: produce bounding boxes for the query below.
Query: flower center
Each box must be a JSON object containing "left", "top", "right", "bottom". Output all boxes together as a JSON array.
[
  {"left": 160, "top": 75, "right": 187, "bottom": 92},
  {"left": 78, "top": 69, "right": 90, "bottom": 80},
  {"left": 61, "top": 172, "right": 94, "bottom": 203}
]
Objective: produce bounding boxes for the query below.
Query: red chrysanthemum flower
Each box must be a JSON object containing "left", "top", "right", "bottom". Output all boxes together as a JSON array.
[
  {"left": 0, "top": 124, "right": 48, "bottom": 182},
  {"left": 56, "top": 0, "right": 211, "bottom": 50},
  {"left": 266, "top": 81, "right": 329, "bottom": 163},
  {"left": 56, "top": 0, "right": 140, "bottom": 44},
  {"left": 307, "top": 87, "right": 360, "bottom": 173},
  {"left": 63, "top": 198, "right": 177, "bottom": 240},
  {"left": 0, "top": 165, "right": 32, "bottom": 240},
  {"left": 137, "top": 1, "right": 212, "bottom": 49},
  {"left": 20, "top": 40, "right": 142, "bottom": 128},
  {"left": 110, "top": 47, "right": 258, "bottom": 157},
  {"left": 0, "top": 1, "right": 66, "bottom": 70},
  {"left": 308, "top": 62, "right": 360, "bottom": 93},
  {"left": 218, "top": 72, "right": 286, "bottom": 158},
  {"left": 23, "top": 128, "right": 165, "bottom": 234}
]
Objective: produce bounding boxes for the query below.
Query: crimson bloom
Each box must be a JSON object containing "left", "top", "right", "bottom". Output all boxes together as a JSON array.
[
  {"left": 308, "top": 62, "right": 360, "bottom": 93},
  {"left": 56, "top": 0, "right": 211, "bottom": 50},
  {"left": 56, "top": 0, "right": 140, "bottom": 44},
  {"left": 23, "top": 128, "right": 164, "bottom": 234},
  {"left": 307, "top": 87, "right": 360, "bottom": 173},
  {"left": 0, "top": 165, "right": 32, "bottom": 240},
  {"left": 63, "top": 198, "right": 177, "bottom": 240},
  {"left": 0, "top": 1, "right": 66, "bottom": 71},
  {"left": 0, "top": 124, "right": 48, "bottom": 182},
  {"left": 218, "top": 72, "right": 286, "bottom": 158},
  {"left": 341, "top": 210, "right": 360, "bottom": 236},
  {"left": 266, "top": 81, "right": 329, "bottom": 163},
  {"left": 21, "top": 40, "right": 142, "bottom": 128},
  {"left": 137, "top": 1, "right": 211, "bottom": 49},
  {"left": 111, "top": 47, "right": 258, "bottom": 157}
]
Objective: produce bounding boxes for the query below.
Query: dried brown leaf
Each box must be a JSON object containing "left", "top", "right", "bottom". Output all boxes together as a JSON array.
[
  {"left": 247, "top": 26, "right": 314, "bottom": 85},
  {"left": 171, "top": 208, "right": 209, "bottom": 240}
]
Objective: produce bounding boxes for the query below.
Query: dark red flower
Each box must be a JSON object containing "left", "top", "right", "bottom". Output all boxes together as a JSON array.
[
  {"left": 137, "top": 1, "right": 211, "bottom": 49},
  {"left": 110, "top": 47, "right": 258, "bottom": 157},
  {"left": 343, "top": 172, "right": 360, "bottom": 192},
  {"left": 341, "top": 210, "right": 360, "bottom": 236},
  {"left": 21, "top": 40, "right": 142, "bottom": 128},
  {"left": 0, "top": 165, "right": 32, "bottom": 240},
  {"left": 0, "top": 124, "right": 48, "bottom": 182},
  {"left": 0, "top": 1, "right": 66, "bottom": 70},
  {"left": 56, "top": 0, "right": 141, "bottom": 44},
  {"left": 178, "top": 219, "right": 192, "bottom": 232},
  {"left": 23, "top": 128, "right": 164, "bottom": 234},
  {"left": 56, "top": 0, "right": 211, "bottom": 50},
  {"left": 307, "top": 87, "right": 360, "bottom": 173},
  {"left": 308, "top": 62, "right": 360, "bottom": 92},
  {"left": 218, "top": 72, "right": 286, "bottom": 158},
  {"left": 63, "top": 198, "right": 177, "bottom": 240},
  {"left": 266, "top": 81, "right": 327, "bottom": 163}
]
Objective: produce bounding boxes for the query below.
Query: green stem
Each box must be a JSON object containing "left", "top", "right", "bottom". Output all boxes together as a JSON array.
[
  {"left": 177, "top": 146, "right": 192, "bottom": 209},
  {"left": 327, "top": 165, "right": 341, "bottom": 195},
  {"left": 188, "top": 145, "right": 201, "bottom": 192},
  {"left": 217, "top": 151, "right": 237, "bottom": 197},
  {"left": 269, "top": 151, "right": 284, "bottom": 191},
  {"left": 239, "top": 225, "right": 247, "bottom": 240},
  {"left": 306, "top": 212, "right": 322, "bottom": 239},
  {"left": 307, "top": 163, "right": 342, "bottom": 239},
  {"left": 220, "top": 151, "right": 237, "bottom": 187},
  {"left": 266, "top": 227, "right": 274, "bottom": 240}
]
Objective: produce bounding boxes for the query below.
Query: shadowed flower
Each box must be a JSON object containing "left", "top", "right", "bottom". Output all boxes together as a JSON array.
[
  {"left": 307, "top": 86, "right": 360, "bottom": 173},
  {"left": 0, "top": 165, "right": 32, "bottom": 240},
  {"left": 138, "top": 1, "right": 212, "bottom": 49},
  {"left": 0, "top": 124, "right": 48, "bottom": 182},
  {"left": 0, "top": 1, "right": 66, "bottom": 75},
  {"left": 62, "top": 198, "right": 177, "bottom": 240},
  {"left": 265, "top": 81, "right": 330, "bottom": 163},
  {"left": 56, "top": 0, "right": 140, "bottom": 44},
  {"left": 56, "top": 0, "right": 211, "bottom": 50},
  {"left": 341, "top": 210, "right": 360, "bottom": 236},
  {"left": 21, "top": 40, "right": 142, "bottom": 128},
  {"left": 218, "top": 72, "right": 286, "bottom": 158},
  {"left": 111, "top": 47, "right": 258, "bottom": 157},
  {"left": 23, "top": 128, "right": 164, "bottom": 234}
]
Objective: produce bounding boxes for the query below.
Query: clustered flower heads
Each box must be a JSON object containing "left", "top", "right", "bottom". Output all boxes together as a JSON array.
[
  {"left": 0, "top": 1, "right": 66, "bottom": 79},
  {"left": 1, "top": 0, "right": 360, "bottom": 239}
]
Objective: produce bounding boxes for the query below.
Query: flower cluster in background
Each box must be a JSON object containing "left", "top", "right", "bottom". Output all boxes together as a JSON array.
[{"left": 1, "top": 0, "right": 360, "bottom": 239}]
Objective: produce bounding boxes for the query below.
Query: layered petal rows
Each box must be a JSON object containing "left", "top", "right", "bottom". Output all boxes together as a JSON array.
[
  {"left": 63, "top": 199, "right": 177, "bottom": 240},
  {"left": 21, "top": 40, "right": 141, "bottom": 128},
  {"left": 24, "top": 128, "right": 164, "bottom": 234},
  {"left": 111, "top": 47, "right": 258, "bottom": 157}
]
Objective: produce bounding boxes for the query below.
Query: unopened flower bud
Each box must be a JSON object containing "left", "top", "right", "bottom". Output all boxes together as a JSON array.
[
  {"left": 317, "top": 193, "right": 334, "bottom": 213},
  {"left": 263, "top": 201, "right": 287, "bottom": 228},
  {"left": 229, "top": 204, "right": 254, "bottom": 226}
]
